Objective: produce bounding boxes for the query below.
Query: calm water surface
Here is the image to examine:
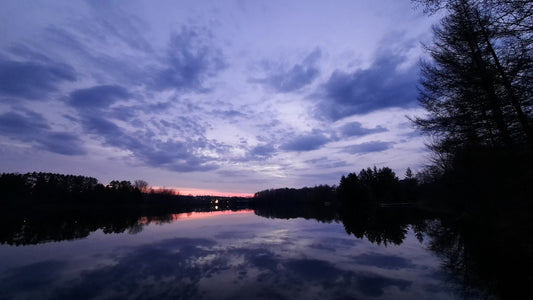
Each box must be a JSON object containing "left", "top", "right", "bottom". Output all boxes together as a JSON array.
[{"left": 0, "top": 210, "right": 455, "bottom": 299}]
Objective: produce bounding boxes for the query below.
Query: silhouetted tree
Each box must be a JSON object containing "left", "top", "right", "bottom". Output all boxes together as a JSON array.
[
  {"left": 0, "top": 172, "right": 149, "bottom": 206},
  {"left": 405, "top": 167, "right": 413, "bottom": 179},
  {"left": 338, "top": 166, "right": 402, "bottom": 205},
  {"left": 412, "top": 0, "right": 533, "bottom": 169},
  {"left": 338, "top": 173, "right": 362, "bottom": 201},
  {"left": 398, "top": 168, "right": 419, "bottom": 203},
  {"left": 410, "top": 0, "right": 533, "bottom": 208},
  {"left": 253, "top": 185, "right": 338, "bottom": 221},
  {"left": 134, "top": 179, "right": 149, "bottom": 193}
]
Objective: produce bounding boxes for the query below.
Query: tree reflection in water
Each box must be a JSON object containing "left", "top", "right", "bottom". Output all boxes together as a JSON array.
[
  {"left": 1, "top": 199, "right": 530, "bottom": 299},
  {"left": 0, "top": 207, "right": 211, "bottom": 246},
  {"left": 253, "top": 201, "right": 430, "bottom": 247},
  {"left": 339, "top": 204, "right": 426, "bottom": 246},
  {"left": 425, "top": 210, "right": 533, "bottom": 300},
  {"left": 254, "top": 199, "right": 532, "bottom": 299}
]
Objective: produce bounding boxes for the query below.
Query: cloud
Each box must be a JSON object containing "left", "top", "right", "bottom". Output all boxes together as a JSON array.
[
  {"left": 7, "top": 44, "right": 54, "bottom": 62},
  {"left": 0, "top": 59, "right": 76, "bottom": 99},
  {"left": 280, "top": 131, "right": 331, "bottom": 152},
  {"left": 0, "top": 110, "right": 86, "bottom": 155},
  {"left": 0, "top": 260, "right": 67, "bottom": 296},
  {"left": 343, "top": 141, "right": 394, "bottom": 154},
  {"left": 249, "top": 144, "right": 277, "bottom": 158},
  {"left": 315, "top": 51, "right": 418, "bottom": 121},
  {"left": 0, "top": 111, "right": 50, "bottom": 135},
  {"left": 0, "top": 236, "right": 412, "bottom": 299},
  {"left": 354, "top": 273, "right": 411, "bottom": 297},
  {"left": 36, "top": 132, "right": 87, "bottom": 156},
  {"left": 211, "top": 109, "right": 247, "bottom": 120},
  {"left": 109, "top": 101, "right": 174, "bottom": 122},
  {"left": 284, "top": 258, "right": 339, "bottom": 281},
  {"left": 80, "top": 115, "right": 122, "bottom": 136},
  {"left": 304, "top": 157, "right": 348, "bottom": 169},
  {"left": 44, "top": 26, "right": 147, "bottom": 85},
  {"left": 65, "top": 83, "right": 219, "bottom": 172},
  {"left": 81, "top": 1, "right": 154, "bottom": 53},
  {"left": 42, "top": 22, "right": 224, "bottom": 93},
  {"left": 352, "top": 253, "right": 415, "bottom": 270},
  {"left": 153, "top": 26, "right": 226, "bottom": 91},
  {"left": 252, "top": 48, "right": 321, "bottom": 93},
  {"left": 69, "top": 85, "right": 130, "bottom": 109},
  {"left": 340, "top": 122, "right": 388, "bottom": 137},
  {"left": 51, "top": 238, "right": 217, "bottom": 299},
  {"left": 78, "top": 114, "right": 217, "bottom": 172},
  {"left": 157, "top": 115, "right": 207, "bottom": 138}
]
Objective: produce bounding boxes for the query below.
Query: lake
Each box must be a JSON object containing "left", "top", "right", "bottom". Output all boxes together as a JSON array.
[{"left": 0, "top": 207, "right": 472, "bottom": 300}]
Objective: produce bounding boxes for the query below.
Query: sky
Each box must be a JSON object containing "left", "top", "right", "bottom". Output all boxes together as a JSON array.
[{"left": 0, "top": 0, "right": 438, "bottom": 196}]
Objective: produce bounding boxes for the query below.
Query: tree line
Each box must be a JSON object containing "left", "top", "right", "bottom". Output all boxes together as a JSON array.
[
  {"left": 0, "top": 172, "right": 253, "bottom": 214},
  {"left": 338, "top": 167, "right": 417, "bottom": 205},
  {"left": 254, "top": 167, "right": 418, "bottom": 207},
  {"left": 0, "top": 172, "right": 142, "bottom": 206}
]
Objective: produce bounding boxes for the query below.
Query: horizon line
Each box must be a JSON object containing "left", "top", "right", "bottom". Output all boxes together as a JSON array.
[{"left": 149, "top": 186, "right": 254, "bottom": 198}]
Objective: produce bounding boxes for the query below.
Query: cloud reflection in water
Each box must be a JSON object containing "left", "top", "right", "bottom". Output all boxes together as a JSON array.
[{"left": 0, "top": 211, "right": 453, "bottom": 299}]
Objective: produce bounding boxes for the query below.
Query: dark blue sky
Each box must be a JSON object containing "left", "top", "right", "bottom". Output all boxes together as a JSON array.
[{"left": 0, "top": 0, "right": 436, "bottom": 195}]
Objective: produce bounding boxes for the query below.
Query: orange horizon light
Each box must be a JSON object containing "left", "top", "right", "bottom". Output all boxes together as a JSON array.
[{"left": 149, "top": 186, "right": 254, "bottom": 198}]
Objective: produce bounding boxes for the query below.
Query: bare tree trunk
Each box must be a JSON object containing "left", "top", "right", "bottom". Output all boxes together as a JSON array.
[
  {"left": 459, "top": 0, "right": 514, "bottom": 149},
  {"left": 472, "top": 7, "right": 533, "bottom": 149}
]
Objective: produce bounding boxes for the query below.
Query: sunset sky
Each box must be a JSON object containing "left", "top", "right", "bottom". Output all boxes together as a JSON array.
[{"left": 0, "top": 0, "right": 439, "bottom": 196}]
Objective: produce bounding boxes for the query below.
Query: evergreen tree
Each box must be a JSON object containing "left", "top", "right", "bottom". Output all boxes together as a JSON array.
[
  {"left": 338, "top": 167, "right": 400, "bottom": 204},
  {"left": 412, "top": 0, "right": 533, "bottom": 169},
  {"left": 405, "top": 167, "right": 414, "bottom": 179}
]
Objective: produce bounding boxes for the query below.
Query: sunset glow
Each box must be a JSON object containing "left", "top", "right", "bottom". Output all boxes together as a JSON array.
[
  {"left": 151, "top": 187, "right": 253, "bottom": 198},
  {"left": 138, "top": 209, "right": 254, "bottom": 225}
]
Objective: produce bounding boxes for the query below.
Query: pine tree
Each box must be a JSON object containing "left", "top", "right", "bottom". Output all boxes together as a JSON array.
[{"left": 412, "top": 0, "right": 533, "bottom": 169}]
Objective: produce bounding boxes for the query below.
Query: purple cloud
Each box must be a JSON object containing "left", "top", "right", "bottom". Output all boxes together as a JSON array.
[
  {"left": 340, "top": 122, "right": 388, "bottom": 137},
  {"left": 316, "top": 52, "right": 418, "bottom": 120},
  {"left": 343, "top": 141, "right": 394, "bottom": 154},
  {"left": 0, "top": 59, "right": 76, "bottom": 99},
  {"left": 280, "top": 131, "right": 330, "bottom": 152},
  {"left": 0, "top": 110, "right": 85, "bottom": 155},
  {"left": 69, "top": 85, "right": 130, "bottom": 109},
  {"left": 153, "top": 27, "right": 226, "bottom": 92},
  {"left": 252, "top": 49, "right": 321, "bottom": 93}
]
